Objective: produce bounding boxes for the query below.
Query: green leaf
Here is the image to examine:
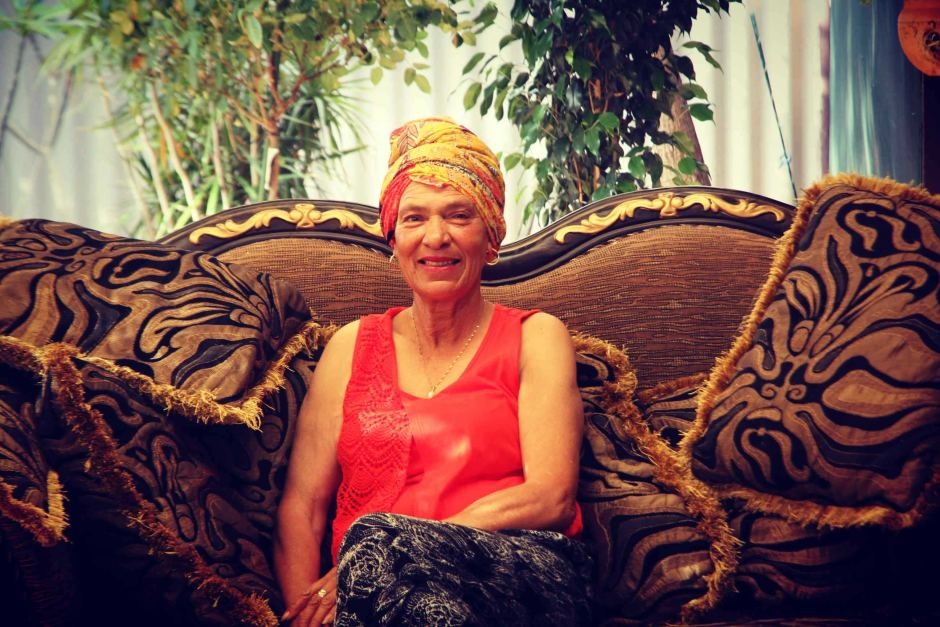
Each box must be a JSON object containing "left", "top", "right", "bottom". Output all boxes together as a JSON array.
[
  {"left": 672, "top": 131, "right": 694, "bottom": 154},
  {"left": 244, "top": 15, "right": 262, "bottom": 49},
  {"left": 572, "top": 56, "right": 592, "bottom": 78},
  {"left": 480, "top": 83, "right": 495, "bottom": 115},
  {"left": 414, "top": 74, "right": 431, "bottom": 94},
  {"left": 498, "top": 34, "right": 517, "bottom": 49},
  {"left": 680, "top": 82, "right": 707, "bottom": 100},
  {"left": 585, "top": 128, "right": 600, "bottom": 155},
  {"left": 504, "top": 152, "right": 523, "bottom": 170},
  {"left": 404, "top": 67, "right": 415, "bottom": 85},
  {"left": 688, "top": 103, "right": 713, "bottom": 121},
  {"left": 370, "top": 66, "right": 383, "bottom": 85},
  {"left": 591, "top": 186, "right": 609, "bottom": 202},
  {"left": 628, "top": 156, "right": 646, "bottom": 180},
  {"left": 494, "top": 88, "right": 509, "bottom": 120},
  {"left": 477, "top": 3, "right": 498, "bottom": 27},
  {"left": 678, "top": 156, "right": 698, "bottom": 175},
  {"left": 463, "top": 81, "right": 482, "bottom": 110},
  {"left": 597, "top": 112, "right": 619, "bottom": 132},
  {"left": 684, "top": 40, "right": 721, "bottom": 69},
  {"left": 650, "top": 66, "right": 665, "bottom": 92},
  {"left": 462, "top": 52, "right": 486, "bottom": 74}
]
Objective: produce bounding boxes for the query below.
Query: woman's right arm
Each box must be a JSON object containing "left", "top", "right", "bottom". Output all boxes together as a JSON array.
[{"left": 274, "top": 321, "right": 358, "bottom": 623}]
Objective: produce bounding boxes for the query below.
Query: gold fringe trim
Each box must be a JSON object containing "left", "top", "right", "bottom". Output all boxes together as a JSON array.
[
  {"left": 572, "top": 333, "right": 639, "bottom": 401},
  {"left": 0, "top": 338, "right": 70, "bottom": 545},
  {"left": 43, "top": 341, "right": 278, "bottom": 626},
  {"left": 815, "top": 172, "right": 940, "bottom": 205},
  {"left": 574, "top": 333, "right": 739, "bottom": 623},
  {"left": 709, "top": 459, "right": 940, "bottom": 531},
  {"left": 0, "top": 317, "right": 334, "bottom": 604},
  {"left": 0, "top": 334, "right": 47, "bottom": 378},
  {"left": 0, "top": 471, "right": 68, "bottom": 547},
  {"left": 680, "top": 173, "right": 940, "bottom": 532},
  {"left": 44, "top": 470, "right": 68, "bottom": 536},
  {"left": 0, "top": 320, "right": 337, "bottom": 430},
  {"left": 0, "top": 215, "right": 15, "bottom": 233},
  {"left": 0, "top": 317, "right": 335, "bottom": 624},
  {"left": 636, "top": 372, "right": 709, "bottom": 406}
]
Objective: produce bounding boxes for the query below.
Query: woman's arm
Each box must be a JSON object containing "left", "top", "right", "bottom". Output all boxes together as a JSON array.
[
  {"left": 274, "top": 321, "right": 357, "bottom": 623},
  {"left": 444, "top": 312, "right": 582, "bottom": 532}
]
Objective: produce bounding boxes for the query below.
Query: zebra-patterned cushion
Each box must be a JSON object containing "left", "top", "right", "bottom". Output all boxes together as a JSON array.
[
  {"left": 632, "top": 373, "right": 888, "bottom": 617},
  {"left": 0, "top": 218, "right": 320, "bottom": 624},
  {"left": 727, "top": 499, "right": 887, "bottom": 608},
  {"left": 686, "top": 175, "right": 940, "bottom": 529},
  {"left": 0, "top": 219, "right": 309, "bottom": 402},
  {"left": 635, "top": 373, "right": 708, "bottom": 449},
  {"left": 0, "top": 365, "right": 80, "bottom": 626},
  {"left": 579, "top": 411, "right": 713, "bottom": 622},
  {"left": 574, "top": 342, "right": 731, "bottom": 623}
]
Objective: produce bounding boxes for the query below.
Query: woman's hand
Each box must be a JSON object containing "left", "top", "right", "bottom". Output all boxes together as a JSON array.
[{"left": 281, "top": 567, "right": 338, "bottom": 626}]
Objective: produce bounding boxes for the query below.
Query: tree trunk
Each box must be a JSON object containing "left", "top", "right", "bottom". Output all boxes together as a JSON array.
[{"left": 654, "top": 93, "right": 711, "bottom": 186}]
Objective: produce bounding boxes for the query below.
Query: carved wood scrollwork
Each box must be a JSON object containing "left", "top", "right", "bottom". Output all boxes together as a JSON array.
[
  {"left": 554, "top": 191, "right": 787, "bottom": 243},
  {"left": 188, "top": 203, "right": 383, "bottom": 244}
]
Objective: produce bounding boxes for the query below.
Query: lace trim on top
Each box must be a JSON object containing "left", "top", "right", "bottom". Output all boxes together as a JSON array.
[{"left": 333, "top": 310, "right": 410, "bottom": 559}]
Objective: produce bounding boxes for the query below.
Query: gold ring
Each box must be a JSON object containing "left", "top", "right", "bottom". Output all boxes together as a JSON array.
[{"left": 317, "top": 588, "right": 328, "bottom": 598}]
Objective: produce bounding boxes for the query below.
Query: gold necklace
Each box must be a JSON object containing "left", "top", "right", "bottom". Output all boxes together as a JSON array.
[{"left": 411, "top": 309, "right": 482, "bottom": 398}]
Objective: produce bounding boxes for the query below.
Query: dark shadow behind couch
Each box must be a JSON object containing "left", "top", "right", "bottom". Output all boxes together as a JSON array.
[{"left": 1, "top": 174, "right": 938, "bottom": 625}]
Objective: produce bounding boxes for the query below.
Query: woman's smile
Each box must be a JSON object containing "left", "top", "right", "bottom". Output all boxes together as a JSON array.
[{"left": 418, "top": 255, "right": 462, "bottom": 268}]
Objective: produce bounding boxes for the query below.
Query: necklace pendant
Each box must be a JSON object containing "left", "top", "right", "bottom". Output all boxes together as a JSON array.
[{"left": 427, "top": 390, "right": 435, "bottom": 398}]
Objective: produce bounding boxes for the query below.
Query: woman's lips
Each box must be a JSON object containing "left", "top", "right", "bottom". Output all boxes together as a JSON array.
[{"left": 418, "top": 257, "right": 461, "bottom": 267}]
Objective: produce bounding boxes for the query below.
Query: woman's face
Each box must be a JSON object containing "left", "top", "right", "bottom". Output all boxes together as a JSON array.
[{"left": 392, "top": 181, "right": 494, "bottom": 303}]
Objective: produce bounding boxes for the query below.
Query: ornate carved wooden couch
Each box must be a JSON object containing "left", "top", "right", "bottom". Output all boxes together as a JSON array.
[{"left": 1, "top": 174, "right": 937, "bottom": 625}]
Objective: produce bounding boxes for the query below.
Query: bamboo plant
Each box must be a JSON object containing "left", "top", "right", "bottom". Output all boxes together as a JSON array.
[{"left": 1, "top": 0, "right": 492, "bottom": 236}]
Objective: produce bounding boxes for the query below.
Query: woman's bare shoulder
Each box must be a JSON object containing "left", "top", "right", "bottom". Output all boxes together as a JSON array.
[
  {"left": 325, "top": 319, "right": 360, "bottom": 352},
  {"left": 309, "top": 320, "right": 359, "bottom": 385},
  {"left": 520, "top": 311, "right": 571, "bottom": 342}
]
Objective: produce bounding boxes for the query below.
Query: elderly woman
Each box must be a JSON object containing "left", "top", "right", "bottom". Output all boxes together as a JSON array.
[{"left": 274, "top": 117, "right": 592, "bottom": 626}]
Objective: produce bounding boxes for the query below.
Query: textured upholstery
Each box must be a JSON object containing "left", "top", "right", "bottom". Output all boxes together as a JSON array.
[
  {"left": 11, "top": 180, "right": 931, "bottom": 624},
  {"left": 220, "top": 224, "right": 777, "bottom": 387}
]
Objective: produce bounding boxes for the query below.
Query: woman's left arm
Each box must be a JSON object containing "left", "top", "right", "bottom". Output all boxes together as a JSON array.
[{"left": 445, "top": 312, "right": 582, "bottom": 532}]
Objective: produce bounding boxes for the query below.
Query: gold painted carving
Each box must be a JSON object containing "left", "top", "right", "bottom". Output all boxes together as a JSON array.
[
  {"left": 189, "top": 203, "right": 383, "bottom": 244},
  {"left": 554, "top": 191, "right": 788, "bottom": 243}
]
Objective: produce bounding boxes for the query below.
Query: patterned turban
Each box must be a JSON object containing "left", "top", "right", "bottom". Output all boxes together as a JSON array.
[{"left": 379, "top": 116, "right": 506, "bottom": 248}]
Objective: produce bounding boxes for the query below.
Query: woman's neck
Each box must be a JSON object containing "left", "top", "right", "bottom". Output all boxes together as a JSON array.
[{"left": 410, "top": 291, "right": 489, "bottom": 349}]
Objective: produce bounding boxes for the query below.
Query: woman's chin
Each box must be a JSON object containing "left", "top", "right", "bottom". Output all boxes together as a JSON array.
[{"left": 409, "top": 279, "right": 479, "bottom": 302}]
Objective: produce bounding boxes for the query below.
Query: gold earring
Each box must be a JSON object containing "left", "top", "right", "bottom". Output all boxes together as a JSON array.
[{"left": 486, "top": 251, "right": 499, "bottom": 266}]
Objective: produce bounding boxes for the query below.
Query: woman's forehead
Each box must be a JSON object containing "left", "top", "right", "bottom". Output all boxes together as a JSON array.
[{"left": 399, "top": 181, "right": 475, "bottom": 209}]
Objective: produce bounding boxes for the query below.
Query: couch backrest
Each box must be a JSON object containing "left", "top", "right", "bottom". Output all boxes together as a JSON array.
[{"left": 160, "top": 187, "right": 794, "bottom": 388}]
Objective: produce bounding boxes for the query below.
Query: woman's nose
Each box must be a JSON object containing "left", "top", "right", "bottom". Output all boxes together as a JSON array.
[{"left": 423, "top": 216, "right": 450, "bottom": 246}]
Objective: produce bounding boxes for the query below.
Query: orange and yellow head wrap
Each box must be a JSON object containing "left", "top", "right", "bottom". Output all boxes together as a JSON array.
[{"left": 379, "top": 116, "right": 506, "bottom": 249}]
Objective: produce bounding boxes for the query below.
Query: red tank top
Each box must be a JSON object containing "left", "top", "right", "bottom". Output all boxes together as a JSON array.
[{"left": 333, "top": 304, "right": 580, "bottom": 559}]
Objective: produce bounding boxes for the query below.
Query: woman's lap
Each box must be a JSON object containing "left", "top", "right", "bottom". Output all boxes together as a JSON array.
[{"left": 335, "top": 513, "right": 593, "bottom": 627}]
